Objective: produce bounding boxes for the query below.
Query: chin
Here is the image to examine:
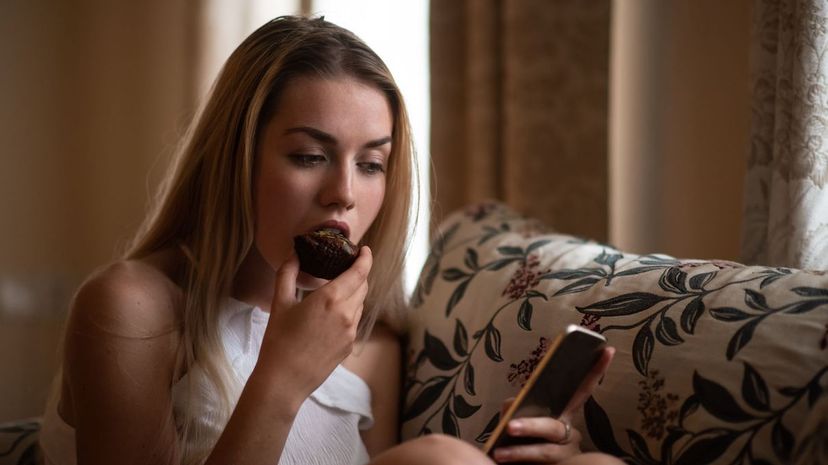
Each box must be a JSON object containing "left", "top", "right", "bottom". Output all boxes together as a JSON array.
[{"left": 296, "top": 271, "right": 329, "bottom": 291}]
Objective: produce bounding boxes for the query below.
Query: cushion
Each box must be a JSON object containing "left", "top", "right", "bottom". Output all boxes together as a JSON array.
[
  {"left": 0, "top": 419, "right": 41, "bottom": 465},
  {"left": 401, "top": 201, "right": 828, "bottom": 465}
]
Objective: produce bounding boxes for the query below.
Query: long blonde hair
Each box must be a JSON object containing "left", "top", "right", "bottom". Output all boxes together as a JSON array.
[{"left": 125, "top": 16, "right": 415, "bottom": 463}]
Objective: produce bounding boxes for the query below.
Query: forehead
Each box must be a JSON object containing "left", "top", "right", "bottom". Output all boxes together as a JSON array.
[{"left": 265, "top": 76, "right": 393, "bottom": 135}]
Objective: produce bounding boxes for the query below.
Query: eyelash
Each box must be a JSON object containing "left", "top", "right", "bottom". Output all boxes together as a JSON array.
[
  {"left": 289, "top": 154, "right": 385, "bottom": 175},
  {"left": 290, "top": 154, "right": 326, "bottom": 167},
  {"left": 358, "top": 162, "right": 385, "bottom": 175}
]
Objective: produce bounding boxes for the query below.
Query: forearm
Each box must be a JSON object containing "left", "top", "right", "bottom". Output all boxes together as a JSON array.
[
  {"left": 204, "top": 367, "right": 305, "bottom": 465},
  {"left": 203, "top": 247, "right": 369, "bottom": 463}
]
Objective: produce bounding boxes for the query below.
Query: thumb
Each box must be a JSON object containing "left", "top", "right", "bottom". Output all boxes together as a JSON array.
[{"left": 273, "top": 252, "right": 300, "bottom": 308}]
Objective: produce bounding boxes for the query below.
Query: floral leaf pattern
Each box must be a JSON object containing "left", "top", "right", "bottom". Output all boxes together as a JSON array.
[
  {"left": 424, "top": 331, "right": 460, "bottom": 370},
  {"left": 402, "top": 202, "right": 828, "bottom": 465},
  {"left": 742, "top": 362, "right": 771, "bottom": 412},
  {"left": 693, "top": 371, "right": 753, "bottom": 423},
  {"left": 453, "top": 319, "right": 469, "bottom": 357},
  {"left": 0, "top": 420, "right": 41, "bottom": 465}
]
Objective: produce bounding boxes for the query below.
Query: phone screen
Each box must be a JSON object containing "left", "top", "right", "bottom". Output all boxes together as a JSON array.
[{"left": 482, "top": 324, "right": 607, "bottom": 454}]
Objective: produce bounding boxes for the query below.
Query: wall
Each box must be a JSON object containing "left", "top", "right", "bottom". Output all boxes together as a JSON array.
[
  {"left": 610, "top": 0, "right": 752, "bottom": 260},
  {"left": 0, "top": 0, "right": 195, "bottom": 421}
]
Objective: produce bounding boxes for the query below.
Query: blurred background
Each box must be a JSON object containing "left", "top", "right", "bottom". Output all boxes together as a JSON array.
[{"left": 1, "top": 0, "right": 753, "bottom": 422}]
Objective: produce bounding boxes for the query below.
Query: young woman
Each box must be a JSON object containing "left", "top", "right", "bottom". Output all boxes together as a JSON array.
[{"left": 39, "top": 15, "right": 622, "bottom": 465}]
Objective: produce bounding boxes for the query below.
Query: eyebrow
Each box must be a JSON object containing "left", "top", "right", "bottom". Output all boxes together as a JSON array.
[{"left": 284, "top": 126, "right": 392, "bottom": 149}]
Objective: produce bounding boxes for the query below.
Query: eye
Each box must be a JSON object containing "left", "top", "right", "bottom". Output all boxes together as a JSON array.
[
  {"left": 290, "top": 154, "right": 327, "bottom": 167},
  {"left": 358, "top": 161, "right": 385, "bottom": 175}
]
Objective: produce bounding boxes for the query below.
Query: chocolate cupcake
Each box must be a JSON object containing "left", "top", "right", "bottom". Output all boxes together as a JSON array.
[{"left": 294, "top": 229, "right": 358, "bottom": 279}]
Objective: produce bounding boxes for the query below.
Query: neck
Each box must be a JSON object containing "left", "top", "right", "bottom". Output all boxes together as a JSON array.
[{"left": 232, "top": 246, "right": 277, "bottom": 312}]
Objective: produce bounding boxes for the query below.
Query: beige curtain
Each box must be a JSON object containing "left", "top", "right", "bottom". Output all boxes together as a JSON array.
[
  {"left": 429, "top": 0, "right": 611, "bottom": 242},
  {"left": 0, "top": 0, "right": 201, "bottom": 421},
  {"left": 197, "top": 0, "right": 304, "bottom": 99},
  {"left": 742, "top": 0, "right": 828, "bottom": 270},
  {"left": 0, "top": 0, "right": 302, "bottom": 423}
]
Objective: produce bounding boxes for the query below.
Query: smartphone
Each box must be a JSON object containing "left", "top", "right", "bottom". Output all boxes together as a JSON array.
[{"left": 482, "top": 324, "right": 607, "bottom": 455}]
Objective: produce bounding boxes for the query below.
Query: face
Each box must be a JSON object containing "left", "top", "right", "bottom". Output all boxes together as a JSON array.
[{"left": 253, "top": 76, "right": 392, "bottom": 289}]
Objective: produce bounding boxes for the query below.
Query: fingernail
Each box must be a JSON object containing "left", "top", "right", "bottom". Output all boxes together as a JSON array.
[
  {"left": 508, "top": 420, "right": 522, "bottom": 434},
  {"left": 494, "top": 448, "right": 510, "bottom": 460}
]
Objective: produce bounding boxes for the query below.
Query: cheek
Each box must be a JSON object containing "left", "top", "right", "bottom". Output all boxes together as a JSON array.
[
  {"left": 358, "top": 180, "right": 387, "bottom": 239},
  {"left": 253, "top": 171, "right": 310, "bottom": 265},
  {"left": 255, "top": 160, "right": 315, "bottom": 219},
  {"left": 374, "top": 184, "right": 387, "bottom": 215},
  {"left": 257, "top": 175, "right": 298, "bottom": 212}
]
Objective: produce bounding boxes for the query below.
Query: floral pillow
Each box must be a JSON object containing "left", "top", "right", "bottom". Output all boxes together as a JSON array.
[
  {"left": 0, "top": 419, "right": 40, "bottom": 465},
  {"left": 401, "top": 202, "right": 828, "bottom": 465}
]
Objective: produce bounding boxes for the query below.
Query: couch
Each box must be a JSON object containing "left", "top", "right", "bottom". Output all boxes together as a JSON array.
[
  {"left": 0, "top": 419, "right": 39, "bottom": 465},
  {"left": 400, "top": 202, "right": 827, "bottom": 465},
  {"left": 3, "top": 202, "right": 826, "bottom": 465}
]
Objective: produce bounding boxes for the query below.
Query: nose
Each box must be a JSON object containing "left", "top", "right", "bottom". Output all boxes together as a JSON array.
[{"left": 319, "top": 162, "right": 355, "bottom": 210}]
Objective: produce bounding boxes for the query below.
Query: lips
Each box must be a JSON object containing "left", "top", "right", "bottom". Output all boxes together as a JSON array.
[{"left": 312, "top": 220, "right": 351, "bottom": 240}]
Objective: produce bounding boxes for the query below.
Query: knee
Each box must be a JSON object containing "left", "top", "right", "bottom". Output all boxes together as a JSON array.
[
  {"left": 560, "top": 452, "right": 626, "bottom": 465},
  {"left": 412, "top": 434, "right": 494, "bottom": 465}
]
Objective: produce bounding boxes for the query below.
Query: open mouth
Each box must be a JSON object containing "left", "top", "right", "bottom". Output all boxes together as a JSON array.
[
  {"left": 318, "top": 226, "right": 346, "bottom": 236},
  {"left": 313, "top": 221, "right": 351, "bottom": 240}
]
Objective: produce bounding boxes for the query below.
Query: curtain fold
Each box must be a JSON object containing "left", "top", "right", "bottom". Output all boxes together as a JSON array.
[
  {"left": 742, "top": 0, "right": 828, "bottom": 270},
  {"left": 429, "top": 0, "right": 611, "bottom": 242},
  {"left": 0, "top": 0, "right": 202, "bottom": 422}
]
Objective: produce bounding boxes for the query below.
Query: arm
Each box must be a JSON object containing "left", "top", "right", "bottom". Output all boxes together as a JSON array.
[
  {"left": 207, "top": 248, "right": 373, "bottom": 464},
  {"left": 67, "top": 249, "right": 372, "bottom": 465},
  {"left": 344, "top": 323, "right": 402, "bottom": 456},
  {"left": 66, "top": 265, "right": 302, "bottom": 465},
  {"left": 64, "top": 263, "right": 183, "bottom": 465}
]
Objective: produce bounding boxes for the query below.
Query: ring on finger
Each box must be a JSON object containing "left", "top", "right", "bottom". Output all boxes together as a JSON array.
[{"left": 560, "top": 419, "right": 572, "bottom": 444}]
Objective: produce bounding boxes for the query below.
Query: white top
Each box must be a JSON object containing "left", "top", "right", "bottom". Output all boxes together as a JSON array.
[{"left": 39, "top": 298, "right": 374, "bottom": 465}]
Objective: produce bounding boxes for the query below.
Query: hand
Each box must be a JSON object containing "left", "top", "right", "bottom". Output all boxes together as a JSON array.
[
  {"left": 492, "top": 347, "right": 615, "bottom": 463},
  {"left": 257, "top": 246, "right": 372, "bottom": 400},
  {"left": 492, "top": 415, "right": 581, "bottom": 463}
]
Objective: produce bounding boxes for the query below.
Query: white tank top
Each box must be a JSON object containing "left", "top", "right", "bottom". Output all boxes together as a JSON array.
[{"left": 39, "top": 298, "right": 374, "bottom": 465}]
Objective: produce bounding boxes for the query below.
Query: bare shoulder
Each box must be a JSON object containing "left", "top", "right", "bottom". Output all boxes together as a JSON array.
[
  {"left": 62, "top": 250, "right": 186, "bottom": 394},
  {"left": 347, "top": 324, "right": 403, "bottom": 454},
  {"left": 346, "top": 323, "right": 400, "bottom": 363},
  {"left": 68, "top": 253, "right": 183, "bottom": 339},
  {"left": 363, "top": 323, "right": 400, "bottom": 348},
  {"left": 345, "top": 323, "right": 401, "bottom": 375},
  {"left": 61, "top": 253, "right": 185, "bottom": 459}
]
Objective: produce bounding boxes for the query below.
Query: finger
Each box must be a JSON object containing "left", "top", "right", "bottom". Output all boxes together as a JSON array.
[
  {"left": 345, "top": 280, "right": 369, "bottom": 325},
  {"left": 563, "top": 346, "right": 615, "bottom": 416},
  {"left": 506, "top": 417, "right": 574, "bottom": 444},
  {"left": 328, "top": 246, "right": 373, "bottom": 296},
  {"left": 273, "top": 252, "right": 300, "bottom": 307},
  {"left": 341, "top": 274, "right": 369, "bottom": 308},
  {"left": 357, "top": 275, "right": 370, "bottom": 300},
  {"left": 492, "top": 442, "right": 574, "bottom": 464}
]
